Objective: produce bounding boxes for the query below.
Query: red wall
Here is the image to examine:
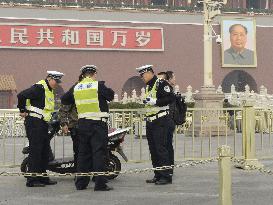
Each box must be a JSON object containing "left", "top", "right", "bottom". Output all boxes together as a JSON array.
[{"left": 0, "top": 18, "right": 273, "bottom": 96}]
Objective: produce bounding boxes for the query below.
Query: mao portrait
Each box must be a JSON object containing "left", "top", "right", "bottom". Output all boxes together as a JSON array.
[{"left": 221, "top": 18, "right": 257, "bottom": 67}]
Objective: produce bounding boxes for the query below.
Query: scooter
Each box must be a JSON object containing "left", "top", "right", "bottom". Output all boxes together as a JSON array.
[{"left": 21, "top": 113, "right": 130, "bottom": 180}]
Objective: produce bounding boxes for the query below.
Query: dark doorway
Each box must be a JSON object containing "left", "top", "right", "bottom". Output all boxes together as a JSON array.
[
  {"left": 221, "top": 70, "right": 257, "bottom": 93},
  {"left": 152, "top": 0, "right": 166, "bottom": 5},
  {"left": 246, "top": 0, "right": 263, "bottom": 9},
  {"left": 122, "top": 76, "right": 146, "bottom": 96}
]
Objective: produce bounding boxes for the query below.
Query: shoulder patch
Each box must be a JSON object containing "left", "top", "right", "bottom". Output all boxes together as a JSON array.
[
  {"left": 164, "top": 85, "right": 170, "bottom": 93},
  {"left": 158, "top": 79, "right": 164, "bottom": 83}
]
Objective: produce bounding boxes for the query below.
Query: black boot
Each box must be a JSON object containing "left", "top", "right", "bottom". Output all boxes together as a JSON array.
[
  {"left": 40, "top": 178, "right": 57, "bottom": 185},
  {"left": 48, "top": 146, "right": 55, "bottom": 162},
  {"left": 146, "top": 177, "right": 159, "bottom": 183},
  {"left": 155, "top": 178, "right": 172, "bottom": 185},
  {"left": 26, "top": 180, "right": 45, "bottom": 187},
  {"left": 94, "top": 185, "right": 113, "bottom": 191}
]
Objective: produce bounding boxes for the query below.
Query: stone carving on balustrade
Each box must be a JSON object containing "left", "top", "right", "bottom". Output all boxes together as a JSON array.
[
  {"left": 174, "top": 85, "right": 180, "bottom": 94},
  {"left": 185, "top": 85, "right": 194, "bottom": 103},
  {"left": 119, "top": 88, "right": 146, "bottom": 104},
  {"left": 224, "top": 84, "right": 273, "bottom": 110},
  {"left": 131, "top": 89, "right": 137, "bottom": 102},
  {"left": 113, "top": 94, "right": 119, "bottom": 102},
  {"left": 113, "top": 84, "right": 273, "bottom": 110},
  {"left": 216, "top": 85, "right": 223, "bottom": 94},
  {"left": 121, "top": 92, "right": 128, "bottom": 104}
]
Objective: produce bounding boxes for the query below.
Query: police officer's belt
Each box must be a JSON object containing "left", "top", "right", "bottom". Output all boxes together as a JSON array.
[
  {"left": 27, "top": 106, "right": 45, "bottom": 120},
  {"left": 146, "top": 111, "right": 168, "bottom": 122},
  {"left": 85, "top": 117, "right": 108, "bottom": 122},
  {"left": 78, "top": 112, "right": 109, "bottom": 119},
  {"left": 28, "top": 112, "right": 43, "bottom": 119}
]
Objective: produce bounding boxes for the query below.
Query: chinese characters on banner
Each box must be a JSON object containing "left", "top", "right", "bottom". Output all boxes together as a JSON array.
[{"left": 0, "top": 24, "right": 164, "bottom": 51}]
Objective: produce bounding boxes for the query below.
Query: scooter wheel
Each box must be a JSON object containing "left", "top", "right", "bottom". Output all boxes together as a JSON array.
[
  {"left": 106, "top": 153, "right": 121, "bottom": 180},
  {"left": 21, "top": 157, "right": 29, "bottom": 178}
]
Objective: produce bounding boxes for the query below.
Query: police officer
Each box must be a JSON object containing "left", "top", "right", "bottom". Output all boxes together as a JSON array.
[
  {"left": 136, "top": 65, "right": 175, "bottom": 185},
  {"left": 17, "top": 71, "right": 64, "bottom": 187},
  {"left": 165, "top": 71, "right": 177, "bottom": 176},
  {"left": 61, "top": 65, "right": 114, "bottom": 191},
  {"left": 59, "top": 104, "right": 79, "bottom": 169},
  {"left": 59, "top": 73, "right": 84, "bottom": 170},
  {"left": 157, "top": 71, "right": 167, "bottom": 80}
]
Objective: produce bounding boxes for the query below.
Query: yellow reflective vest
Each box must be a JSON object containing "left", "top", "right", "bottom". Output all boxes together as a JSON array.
[
  {"left": 145, "top": 79, "right": 169, "bottom": 117},
  {"left": 26, "top": 80, "right": 55, "bottom": 122},
  {"left": 74, "top": 77, "right": 108, "bottom": 119}
]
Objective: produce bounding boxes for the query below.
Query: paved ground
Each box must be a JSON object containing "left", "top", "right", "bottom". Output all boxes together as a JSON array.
[
  {"left": 1, "top": 159, "right": 273, "bottom": 205},
  {"left": 1, "top": 132, "right": 273, "bottom": 205}
]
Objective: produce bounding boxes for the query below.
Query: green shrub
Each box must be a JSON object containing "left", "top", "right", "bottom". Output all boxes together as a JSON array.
[
  {"left": 109, "top": 102, "right": 145, "bottom": 109},
  {"left": 110, "top": 102, "right": 194, "bottom": 109}
]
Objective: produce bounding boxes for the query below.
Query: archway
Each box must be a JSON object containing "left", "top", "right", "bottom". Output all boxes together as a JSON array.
[
  {"left": 221, "top": 70, "right": 257, "bottom": 93},
  {"left": 122, "top": 76, "right": 145, "bottom": 96}
]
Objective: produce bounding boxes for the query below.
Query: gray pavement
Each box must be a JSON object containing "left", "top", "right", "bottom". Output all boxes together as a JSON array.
[
  {"left": 1, "top": 159, "right": 273, "bottom": 205},
  {"left": 1, "top": 133, "right": 273, "bottom": 205}
]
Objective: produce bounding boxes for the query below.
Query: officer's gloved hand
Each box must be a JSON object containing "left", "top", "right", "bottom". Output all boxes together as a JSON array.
[{"left": 146, "top": 97, "right": 157, "bottom": 105}]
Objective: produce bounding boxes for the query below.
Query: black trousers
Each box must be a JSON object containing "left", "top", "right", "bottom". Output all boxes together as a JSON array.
[
  {"left": 75, "top": 119, "right": 108, "bottom": 189},
  {"left": 167, "top": 120, "right": 176, "bottom": 175},
  {"left": 69, "top": 127, "right": 79, "bottom": 169},
  {"left": 24, "top": 116, "right": 50, "bottom": 183},
  {"left": 146, "top": 116, "right": 173, "bottom": 180}
]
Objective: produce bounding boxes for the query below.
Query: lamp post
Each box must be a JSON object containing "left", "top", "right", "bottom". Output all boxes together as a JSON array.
[
  {"left": 187, "top": 0, "right": 229, "bottom": 137},
  {"left": 187, "top": 0, "right": 227, "bottom": 88},
  {"left": 203, "top": 0, "right": 213, "bottom": 87},
  {"left": 203, "top": 0, "right": 227, "bottom": 87}
]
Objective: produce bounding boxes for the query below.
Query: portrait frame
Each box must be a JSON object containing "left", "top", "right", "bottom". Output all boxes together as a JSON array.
[{"left": 221, "top": 17, "right": 257, "bottom": 68}]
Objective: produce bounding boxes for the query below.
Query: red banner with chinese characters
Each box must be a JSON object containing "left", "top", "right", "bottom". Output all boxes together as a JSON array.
[{"left": 0, "top": 24, "right": 164, "bottom": 51}]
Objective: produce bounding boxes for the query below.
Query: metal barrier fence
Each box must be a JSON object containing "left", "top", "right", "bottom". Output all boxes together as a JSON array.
[
  {"left": 1, "top": 106, "right": 273, "bottom": 168},
  {"left": 0, "top": 109, "right": 27, "bottom": 167},
  {"left": 109, "top": 108, "right": 247, "bottom": 162}
]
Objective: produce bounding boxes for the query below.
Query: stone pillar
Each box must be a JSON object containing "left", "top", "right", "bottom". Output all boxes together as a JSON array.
[
  {"left": 218, "top": 145, "right": 232, "bottom": 205},
  {"left": 237, "top": 101, "right": 264, "bottom": 169},
  {"left": 192, "top": 86, "right": 225, "bottom": 137}
]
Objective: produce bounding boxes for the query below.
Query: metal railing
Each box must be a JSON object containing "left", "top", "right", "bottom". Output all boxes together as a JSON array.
[
  {"left": 1, "top": 106, "right": 273, "bottom": 168},
  {"left": 0, "top": 109, "right": 27, "bottom": 167}
]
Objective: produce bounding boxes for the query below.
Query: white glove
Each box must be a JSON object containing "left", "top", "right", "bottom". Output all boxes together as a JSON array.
[{"left": 146, "top": 97, "right": 157, "bottom": 105}]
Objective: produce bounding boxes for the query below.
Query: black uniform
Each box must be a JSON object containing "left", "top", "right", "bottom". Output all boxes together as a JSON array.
[
  {"left": 17, "top": 79, "right": 52, "bottom": 185},
  {"left": 61, "top": 80, "right": 114, "bottom": 190},
  {"left": 167, "top": 90, "right": 177, "bottom": 175},
  {"left": 145, "top": 76, "right": 176, "bottom": 182}
]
